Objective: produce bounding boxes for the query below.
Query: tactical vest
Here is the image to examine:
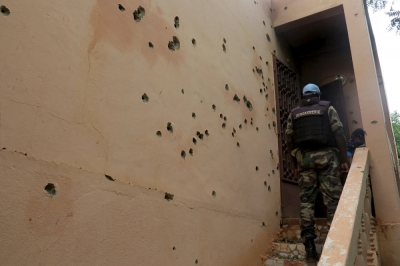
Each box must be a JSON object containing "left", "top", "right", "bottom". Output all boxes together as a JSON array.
[{"left": 291, "top": 98, "right": 337, "bottom": 149}]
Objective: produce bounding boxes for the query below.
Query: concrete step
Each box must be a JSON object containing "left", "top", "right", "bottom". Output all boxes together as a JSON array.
[
  {"left": 262, "top": 219, "right": 328, "bottom": 266},
  {"left": 279, "top": 218, "right": 329, "bottom": 243}
]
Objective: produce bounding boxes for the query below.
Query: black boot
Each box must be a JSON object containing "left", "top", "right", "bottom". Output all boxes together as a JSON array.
[{"left": 304, "top": 238, "right": 318, "bottom": 263}]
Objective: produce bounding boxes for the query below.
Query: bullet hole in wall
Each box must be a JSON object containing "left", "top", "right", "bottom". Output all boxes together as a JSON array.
[
  {"left": 118, "top": 4, "right": 126, "bottom": 12},
  {"left": 193, "top": 138, "right": 197, "bottom": 145},
  {"left": 272, "top": 107, "right": 275, "bottom": 114},
  {"left": 196, "top": 131, "right": 201, "bottom": 137},
  {"left": 239, "top": 124, "right": 242, "bottom": 129},
  {"left": 174, "top": 16, "right": 180, "bottom": 28},
  {"left": 225, "top": 84, "right": 229, "bottom": 91},
  {"left": 167, "top": 122, "right": 173, "bottom": 133},
  {"left": 205, "top": 130, "right": 209, "bottom": 136},
  {"left": 189, "top": 148, "right": 193, "bottom": 156},
  {"left": 220, "top": 114, "right": 223, "bottom": 119},
  {"left": 264, "top": 181, "right": 267, "bottom": 186},
  {"left": 265, "top": 94, "right": 269, "bottom": 100},
  {"left": 212, "top": 104, "right": 216, "bottom": 111},
  {"left": 256, "top": 166, "right": 259, "bottom": 171},
  {"left": 156, "top": 131, "right": 162, "bottom": 137},
  {"left": 273, "top": 121, "right": 276, "bottom": 127},
  {"left": 142, "top": 93, "right": 149, "bottom": 103},
  {"left": 199, "top": 133, "right": 204, "bottom": 140},
  {"left": 181, "top": 89, "right": 184, "bottom": 94},
  {"left": 256, "top": 127, "right": 259, "bottom": 131},
  {"left": 255, "top": 66, "right": 263, "bottom": 75},
  {"left": 259, "top": 56, "right": 262, "bottom": 60},
  {"left": 133, "top": 6, "right": 145, "bottom": 22},
  {"left": 1, "top": 5, "right": 10, "bottom": 16},
  {"left": 224, "top": 116, "right": 227, "bottom": 121},
  {"left": 222, "top": 43, "right": 226, "bottom": 53},
  {"left": 168, "top": 36, "right": 180, "bottom": 51},
  {"left": 192, "top": 112, "right": 196, "bottom": 118},
  {"left": 253, "top": 69, "right": 255, "bottom": 73},
  {"left": 260, "top": 89, "right": 263, "bottom": 93},
  {"left": 237, "top": 142, "right": 240, "bottom": 147},
  {"left": 276, "top": 211, "right": 279, "bottom": 217},
  {"left": 272, "top": 170, "right": 275, "bottom": 174},
  {"left": 253, "top": 46, "right": 255, "bottom": 50},
  {"left": 371, "top": 120, "right": 378, "bottom": 124},
  {"left": 266, "top": 34, "right": 271, "bottom": 42},
  {"left": 268, "top": 124, "right": 271, "bottom": 129},
  {"left": 246, "top": 101, "right": 253, "bottom": 111},
  {"left": 262, "top": 222, "right": 265, "bottom": 226},
  {"left": 232, "top": 132, "right": 234, "bottom": 137},
  {"left": 192, "top": 38, "right": 197, "bottom": 47},
  {"left": 173, "top": 246, "right": 176, "bottom": 251},
  {"left": 181, "top": 150, "right": 186, "bottom": 159},
  {"left": 268, "top": 185, "right": 271, "bottom": 192},
  {"left": 44, "top": 183, "right": 56, "bottom": 196},
  {"left": 263, "top": 21, "right": 266, "bottom": 26},
  {"left": 212, "top": 191, "right": 216, "bottom": 197},
  {"left": 195, "top": 259, "right": 199, "bottom": 265},
  {"left": 165, "top": 192, "right": 174, "bottom": 201},
  {"left": 270, "top": 149, "right": 273, "bottom": 158},
  {"left": 233, "top": 128, "right": 236, "bottom": 134},
  {"left": 284, "top": 6, "right": 288, "bottom": 10},
  {"left": 105, "top": 174, "right": 115, "bottom": 181},
  {"left": 223, "top": 38, "right": 226, "bottom": 44},
  {"left": 222, "top": 123, "right": 226, "bottom": 129},
  {"left": 233, "top": 94, "right": 240, "bottom": 103},
  {"left": 266, "top": 61, "right": 269, "bottom": 65},
  {"left": 244, "top": 119, "right": 247, "bottom": 124}
]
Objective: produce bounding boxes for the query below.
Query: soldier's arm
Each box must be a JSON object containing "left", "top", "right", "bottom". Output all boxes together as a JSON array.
[
  {"left": 328, "top": 106, "right": 350, "bottom": 170},
  {"left": 334, "top": 128, "right": 349, "bottom": 165}
]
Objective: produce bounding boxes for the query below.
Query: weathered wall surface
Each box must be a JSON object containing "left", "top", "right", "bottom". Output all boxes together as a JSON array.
[
  {"left": 0, "top": 0, "right": 289, "bottom": 265},
  {"left": 377, "top": 223, "right": 400, "bottom": 266}
]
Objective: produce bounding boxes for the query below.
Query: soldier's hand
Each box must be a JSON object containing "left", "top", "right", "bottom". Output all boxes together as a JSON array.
[{"left": 340, "top": 162, "right": 349, "bottom": 173}]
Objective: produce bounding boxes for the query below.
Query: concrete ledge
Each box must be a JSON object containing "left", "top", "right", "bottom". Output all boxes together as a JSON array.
[{"left": 319, "top": 148, "right": 369, "bottom": 265}]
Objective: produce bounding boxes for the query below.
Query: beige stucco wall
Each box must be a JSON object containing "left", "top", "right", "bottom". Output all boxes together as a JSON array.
[
  {"left": 377, "top": 223, "right": 400, "bottom": 266},
  {"left": 0, "top": 0, "right": 295, "bottom": 265}
]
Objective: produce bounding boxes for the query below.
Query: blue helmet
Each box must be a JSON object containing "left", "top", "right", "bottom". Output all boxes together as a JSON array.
[{"left": 302, "top": 83, "right": 320, "bottom": 95}]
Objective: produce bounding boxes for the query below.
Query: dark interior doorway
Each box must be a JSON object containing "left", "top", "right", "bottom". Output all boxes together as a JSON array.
[
  {"left": 275, "top": 59, "right": 349, "bottom": 219},
  {"left": 274, "top": 5, "right": 351, "bottom": 220}
]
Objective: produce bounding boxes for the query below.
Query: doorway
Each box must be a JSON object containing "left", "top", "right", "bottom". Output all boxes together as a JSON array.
[{"left": 274, "top": 57, "right": 349, "bottom": 219}]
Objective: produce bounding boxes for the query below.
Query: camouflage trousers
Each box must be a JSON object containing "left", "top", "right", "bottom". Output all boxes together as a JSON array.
[{"left": 295, "top": 147, "right": 343, "bottom": 240}]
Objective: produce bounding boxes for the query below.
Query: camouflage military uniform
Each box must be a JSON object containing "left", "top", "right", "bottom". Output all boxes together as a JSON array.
[{"left": 286, "top": 105, "right": 344, "bottom": 240}]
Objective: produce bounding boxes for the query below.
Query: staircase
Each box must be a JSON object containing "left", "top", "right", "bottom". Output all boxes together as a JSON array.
[{"left": 262, "top": 219, "right": 329, "bottom": 266}]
